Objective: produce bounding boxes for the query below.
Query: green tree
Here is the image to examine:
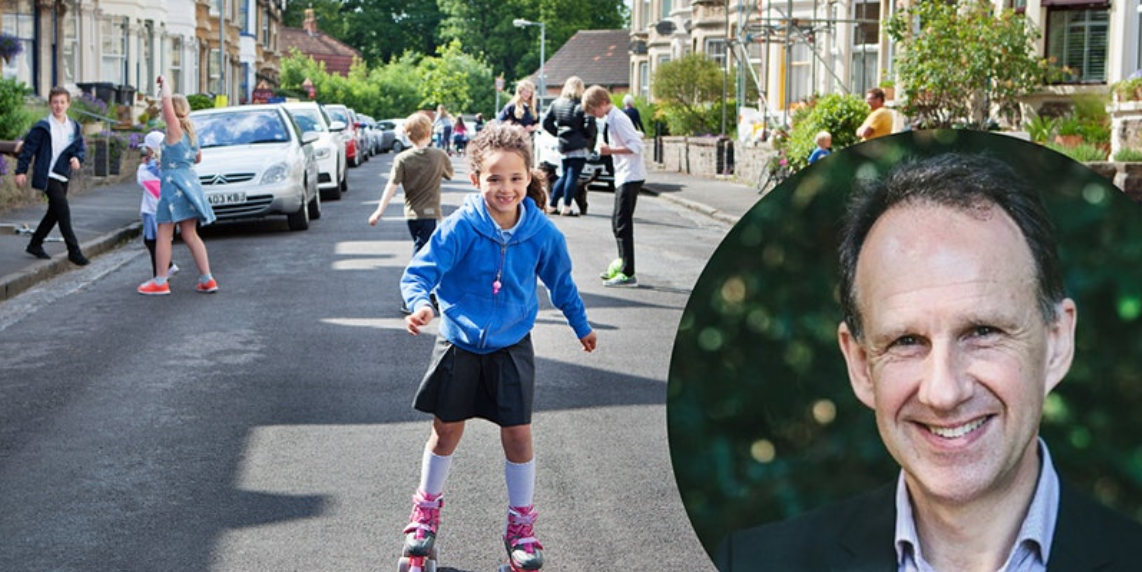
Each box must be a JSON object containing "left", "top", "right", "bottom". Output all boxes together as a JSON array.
[
  {"left": 415, "top": 39, "right": 495, "bottom": 115},
  {"left": 341, "top": 0, "right": 443, "bottom": 64},
  {"left": 439, "top": 0, "right": 625, "bottom": 86},
  {"left": 372, "top": 54, "right": 427, "bottom": 119},
  {"left": 652, "top": 54, "right": 726, "bottom": 135},
  {"left": 886, "top": 0, "right": 1047, "bottom": 129}
]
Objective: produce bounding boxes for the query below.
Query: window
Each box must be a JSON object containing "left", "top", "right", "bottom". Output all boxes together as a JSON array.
[
  {"left": 641, "top": 0, "right": 651, "bottom": 29},
  {"left": 208, "top": 48, "right": 222, "bottom": 94},
  {"left": 61, "top": 1, "right": 79, "bottom": 85},
  {"left": 101, "top": 16, "right": 128, "bottom": 84},
  {"left": 789, "top": 42, "right": 812, "bottom": 103},
  {"left": 141, "top": 21, "right": 155, "bottom": 95},
  {"left": 1, "top": 0, "right": 35, "bottom": 86},
  {"left": 238, "top": 0, "right": 249, "bottom": 32},
  {"left": 1046, "top": 7, "right": 1109, "bottom": 84},
  {"left": 661, "top": 0, "right": 673, "bottom": 20},
  {"left": 851, "top": 0, "right": 880, "bottom": 96},
  {"left": 706, "top": 38, "right": 727, "bottom": 67},
  {"left": 639, "top": 62, "right": 650, "bottom": 98},
  {"left": 262, "top": 8, "right": 271, "bottom": 45},
  {"left": 170, "top": 37, "right": 183, "bottom": 95}
]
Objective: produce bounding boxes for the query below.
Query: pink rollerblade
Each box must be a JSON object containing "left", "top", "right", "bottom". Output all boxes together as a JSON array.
[
  {"left": 397, "top": 490, "right": 442, "bottom": 572},
  {"left": 497, "top": 505, "right": 543, "bottom": 572}
]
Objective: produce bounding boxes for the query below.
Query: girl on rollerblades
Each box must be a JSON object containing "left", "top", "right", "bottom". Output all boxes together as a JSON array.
[{"left": 398, "top": 122, "right": 597, "bottom": 572}]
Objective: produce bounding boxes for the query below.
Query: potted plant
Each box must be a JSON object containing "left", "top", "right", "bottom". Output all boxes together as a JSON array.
[
  {"left": 879, "top": 77, "right": 896, "bottom": 101},
  {"left": 1024, "top": 111, "right": 1057, "bottom": 144},
  {"left": 0, "top": 32, "right": 23, "bottom": 64},
  {"left": 1054, "top": 114, "right": 1083, "bottom": 148}
]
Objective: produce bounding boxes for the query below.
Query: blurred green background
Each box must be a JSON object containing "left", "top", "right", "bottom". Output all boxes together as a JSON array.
[{"left": 667, "top": 129, "right": 1142, "bottom": 557}]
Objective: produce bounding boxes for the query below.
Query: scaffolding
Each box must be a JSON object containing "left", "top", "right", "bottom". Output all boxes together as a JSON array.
[{"left": 726, "top": 0, "right": 883, "bottom": 126}]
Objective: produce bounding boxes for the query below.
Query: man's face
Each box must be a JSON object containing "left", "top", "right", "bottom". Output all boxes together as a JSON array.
[
  {"left": 50, "top": 94, "right": 71, "bottom": 119},
  {"left": 837, "top": 202, "right": 1075, "bottom": 507},
  {"left": 866, "top": 93, "right": 882, "bottom": 110},
  {"left": 587, "top": 103, "right": 608, "bottom": 119}
]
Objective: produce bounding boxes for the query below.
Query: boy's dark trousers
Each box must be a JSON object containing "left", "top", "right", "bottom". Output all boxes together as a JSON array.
[
  {"left": 30, "top": 178, "right": 81, "bottom": 255},
  {"left": 612, "top": 180, "right": 642, "bottom": 277}
]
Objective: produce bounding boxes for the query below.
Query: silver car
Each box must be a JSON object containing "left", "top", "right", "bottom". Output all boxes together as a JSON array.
[
  {"left": 190, "top": 104, "right": 321, "bottom": 231},
  {"left": 282, "top": 101, "right": 348, "bottom": 201}
]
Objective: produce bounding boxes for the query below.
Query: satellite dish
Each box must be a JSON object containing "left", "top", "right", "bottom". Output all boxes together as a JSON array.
[
  {"left": 655, "top": 20, "right": 676, "bottom": 35},
  {"left": 629, "top": 40, "right": 648, "bottom": 55}
]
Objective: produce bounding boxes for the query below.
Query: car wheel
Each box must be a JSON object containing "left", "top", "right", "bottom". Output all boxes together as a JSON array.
[
  {"left": 321, "top": 176, "right": 342, "bottom": 201},
  {"left": 287, "top": 196, "right": 310, "bottom": 231},
  {"left": 339, "top": 171, "right": 348, "bottom": 194},
  {"left": 392, "top": 141, "right": 405, "bottom": 153},
  {"left": 308, "top": 188, "right": 322, "bottom": 220}
]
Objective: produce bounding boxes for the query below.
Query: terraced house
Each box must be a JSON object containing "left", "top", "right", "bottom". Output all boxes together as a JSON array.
[
  {"left": 628, "top": 0, "right": 1141, "bottom": 116},
  {"left": 1, "top": 0, "right": 284, "bottom": 106}
]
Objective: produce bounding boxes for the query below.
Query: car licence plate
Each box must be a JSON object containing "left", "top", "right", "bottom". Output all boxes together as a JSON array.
[{"left": 209, "top": 192, "right": 246, "bottom": 206}]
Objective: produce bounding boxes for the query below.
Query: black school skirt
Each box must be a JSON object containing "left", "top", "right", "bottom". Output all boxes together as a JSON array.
[{"left": 413, "top": 335, "right": 535, "bottom": 427}]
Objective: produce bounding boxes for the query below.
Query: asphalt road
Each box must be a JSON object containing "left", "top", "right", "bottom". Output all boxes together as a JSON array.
[{"left": 0, "top": 149, "right": 729, "bottom": 572}]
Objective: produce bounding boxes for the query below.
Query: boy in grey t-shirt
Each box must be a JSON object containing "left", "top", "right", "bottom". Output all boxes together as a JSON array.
[{"left": 368, "top": 112, "right": 454, "bottom": 313}]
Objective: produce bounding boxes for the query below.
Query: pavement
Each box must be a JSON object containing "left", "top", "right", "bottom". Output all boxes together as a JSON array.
[{"left": 0, "top": 166, "right": 762, "bottom": 302}]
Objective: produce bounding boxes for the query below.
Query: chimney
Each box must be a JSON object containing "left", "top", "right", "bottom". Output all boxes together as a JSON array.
[{"left": 304, "top": 8, "right": 317, "bottom": 35}]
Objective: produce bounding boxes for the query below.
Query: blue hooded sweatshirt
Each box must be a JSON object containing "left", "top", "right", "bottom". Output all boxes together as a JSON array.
[{"left": 401, "top": 193, "right": 591, "bottom": 354}]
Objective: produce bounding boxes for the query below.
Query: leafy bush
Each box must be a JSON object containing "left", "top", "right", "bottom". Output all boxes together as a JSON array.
[
  {"left": 780, "top": 93, "right": 868, "bottom": 171},
  {"left": 1113, "top": 148, "right": 1142, "bottom": 162},
  {"left": 187, "top": 94, "right": 216, "bottom": 111},
  {"left": 1072, "top": 94, "right": 1111, "bottom": 144},
  {"left": 1047, "top": 141, "right": 1107, "bottom": 162},
  {"left": 0, "top": 78, "right": 34, "bottom": 140}
]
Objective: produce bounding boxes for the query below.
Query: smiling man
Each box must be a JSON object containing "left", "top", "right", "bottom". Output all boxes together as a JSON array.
[{"left": 715, "top": 153, "right": 1142, "bottom": 571}]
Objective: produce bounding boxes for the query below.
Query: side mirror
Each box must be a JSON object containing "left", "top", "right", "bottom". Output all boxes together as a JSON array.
[
  {"left": 328, "top": 120, "right": 346, "bottom": 131},
  {"left": 301, "top": 131, "right": 320, "bottom": 145}
]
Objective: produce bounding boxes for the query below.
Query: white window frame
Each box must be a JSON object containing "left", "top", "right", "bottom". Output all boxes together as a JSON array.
[
  {"left": 101, "top": 16, "right": 128, "bottom": 85},
  {"left": 1046, "top": 6, "right": 1109, "bottom": 84}
]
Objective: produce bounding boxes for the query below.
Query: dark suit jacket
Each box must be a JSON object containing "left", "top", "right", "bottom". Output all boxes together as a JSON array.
[{"left": 715, "top": 481, "right": 1142, "bottom": 571}]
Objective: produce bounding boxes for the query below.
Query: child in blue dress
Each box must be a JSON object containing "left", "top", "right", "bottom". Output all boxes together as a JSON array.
[
  {"left": 137, "top": 76, "right": 218, "bottom": 296},
  {"left": 398, "top": 123, "right": 597, "bottom": 572}
]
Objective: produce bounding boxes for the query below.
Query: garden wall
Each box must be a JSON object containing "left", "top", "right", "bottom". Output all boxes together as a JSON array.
[{"left": 658, "top": 136, "right": 777, "bottom": 189}]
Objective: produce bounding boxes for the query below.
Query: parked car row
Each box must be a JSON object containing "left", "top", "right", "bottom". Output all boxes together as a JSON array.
[{"left": 186, "top": 101, "right": 404, "bottom": 232}]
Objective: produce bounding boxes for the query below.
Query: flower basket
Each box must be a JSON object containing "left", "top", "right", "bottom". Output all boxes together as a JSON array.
[{"left": 0, "top": 32, "right": 23, "bottom": 64}]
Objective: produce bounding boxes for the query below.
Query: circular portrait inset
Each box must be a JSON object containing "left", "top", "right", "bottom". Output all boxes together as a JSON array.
[{"left": 668, "top": 129, "right": 1142, "bottom": 571}]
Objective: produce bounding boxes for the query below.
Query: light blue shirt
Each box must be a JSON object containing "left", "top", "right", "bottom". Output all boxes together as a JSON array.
[{"left": 895, "top": 439, "right": 1059, "bottom": 572}]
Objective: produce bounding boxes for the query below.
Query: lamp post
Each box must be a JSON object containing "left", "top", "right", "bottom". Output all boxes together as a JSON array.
[{"left": 513, "top": 18, "right": 546, "bottom": 96}]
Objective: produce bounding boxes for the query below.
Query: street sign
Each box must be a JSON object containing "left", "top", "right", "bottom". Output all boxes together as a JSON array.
[{"left": 495, "top": 76, "right": 505, "bottom": 92}]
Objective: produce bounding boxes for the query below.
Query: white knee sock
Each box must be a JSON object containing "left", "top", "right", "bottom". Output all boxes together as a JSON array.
[
  {"left": 418, "top": 447, "right": 452, "bottom": 496},
  {"left": 504, "top": 458, "right": 536, "bottom": 507}
]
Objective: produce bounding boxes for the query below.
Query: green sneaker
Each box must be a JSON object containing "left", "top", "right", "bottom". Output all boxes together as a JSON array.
[
  {"left": 603, "top": 273, "right": 638, "bottom": 287},
  {"left": 599, "top": 258, "right": 624, "bottom": 280}
]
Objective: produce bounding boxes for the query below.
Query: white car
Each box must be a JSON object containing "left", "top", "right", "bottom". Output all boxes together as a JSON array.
[
  {"left": 383, "top": 118, "right": 413, "bottom": 153},
  {"left": 190, "top": 104, "right": 321, "bottom": 231},
  {"left": 282, "top": 101, "right": 348, "bottom": 200}
]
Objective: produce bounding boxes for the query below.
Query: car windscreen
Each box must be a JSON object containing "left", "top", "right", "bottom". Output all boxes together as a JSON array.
[
  {"left": 325, "top": 106, "right": 348, "bottom": 124},
  {"left": 288, "top": 109, "right": 326, "bottom": 133},
  {"left": 192, "top": 109, "right": 292, "bottom": 148}
]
